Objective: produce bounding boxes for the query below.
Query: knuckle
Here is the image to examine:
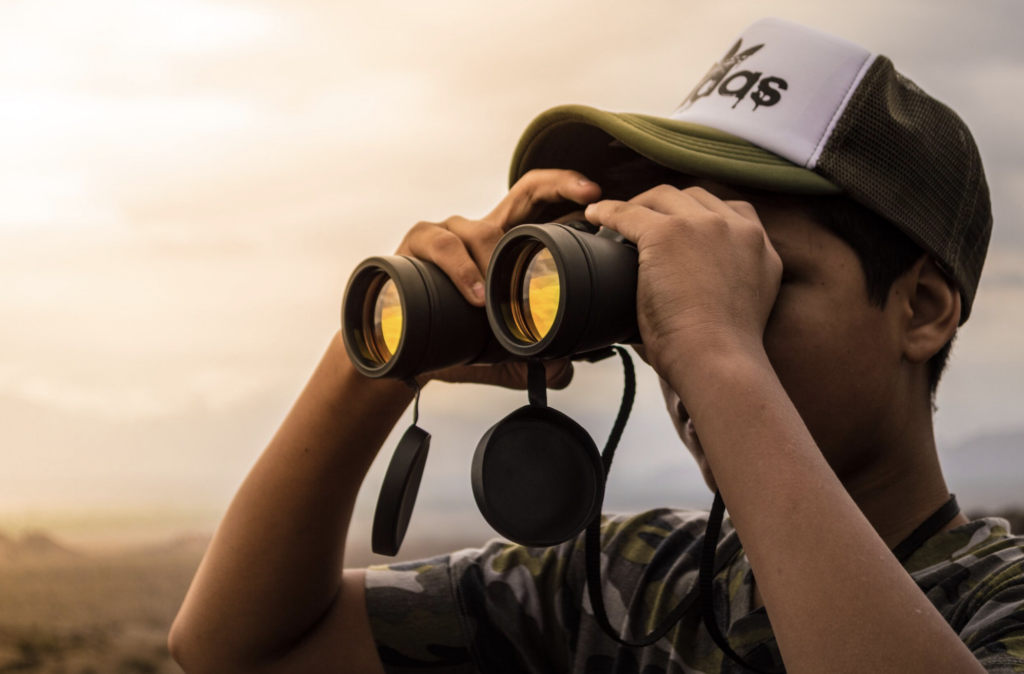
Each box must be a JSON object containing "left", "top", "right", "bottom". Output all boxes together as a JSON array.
[
  {"left": 432, "top": 230, "right": 462, "bottom": 256},
  {"left": 740, "top": 221, "right": 765, "bottom": 242},
  {"left": 407, "top": 220, "right": 434, "bottom": 240},
  {"left": 479, "top": 224, "right": 504, "bottom": 245},
  {"left": 461, "top": 258, "right": 481, "bottom": 275},
  {"left": 456, "top": 259, "right": 480, "bottom": 283},
  {"left": 610, "top": 201, "right": 632, "bottom": 216},
  {"left": 683, "top": 185, "right": 711, "bottom": 199},
  {"left": 702, "top": 214, "right": 729, "bottom": 230},
  {"left": 666, "top": 215, "right": 689, "bottom": 230},
  {"left": 400, "top": 221, "right": 433, "bottom": 253},
  {"left": 508, "top": 180, "right": 537, "bottom": 206},
  {"left": 515, "top": 169, "right": 545, "bottom": 190}
]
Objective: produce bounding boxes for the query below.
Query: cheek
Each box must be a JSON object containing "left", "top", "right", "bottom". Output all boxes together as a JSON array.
[{"left": 763, "top": 282, "right": 895, "bottom": 467}]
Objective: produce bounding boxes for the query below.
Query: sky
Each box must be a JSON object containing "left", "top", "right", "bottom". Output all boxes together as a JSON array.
[{"left": 0, "top": 0, "right": 1022, "bottom": 549}]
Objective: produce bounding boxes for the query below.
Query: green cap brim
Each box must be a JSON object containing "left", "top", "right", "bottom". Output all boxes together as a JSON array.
[{"left": 510, "top": 104, "right": 840, "bottom": 195}]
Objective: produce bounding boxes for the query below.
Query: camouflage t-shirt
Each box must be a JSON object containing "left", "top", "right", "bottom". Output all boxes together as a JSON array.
[{"left": 365, "top": 509, "right": 1024, "bottom": 673}]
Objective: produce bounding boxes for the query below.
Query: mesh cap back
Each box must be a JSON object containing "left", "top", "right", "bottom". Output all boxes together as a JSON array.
[{"left": 815, "top": 56, "right": 992, "bottom": 322}]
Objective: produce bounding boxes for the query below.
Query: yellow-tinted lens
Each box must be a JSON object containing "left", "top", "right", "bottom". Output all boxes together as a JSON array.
[
  {"left": 521, "top": 247, "right": 560, "bottom": 341},
  {"left": 371, "top": 278, "right": 402, "bottom": 362}
]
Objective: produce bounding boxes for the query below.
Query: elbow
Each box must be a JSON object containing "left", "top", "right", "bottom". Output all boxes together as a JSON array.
[
  {"left": 168, "top": 615, "right": 222, "bottom": 674},
  {"left": 168, "top": 615, "right": 268, "bottom": 674},
  {"left": 167, "top": 617, "right": 199, "bottom": 673}
]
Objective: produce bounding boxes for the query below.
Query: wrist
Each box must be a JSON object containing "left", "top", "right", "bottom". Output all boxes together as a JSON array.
[
  {"left": 660, "top": 336, "right": 774, "bottom": 410},
  {"left": 323, "top": 332, "right": 417, "bottom": 416}
]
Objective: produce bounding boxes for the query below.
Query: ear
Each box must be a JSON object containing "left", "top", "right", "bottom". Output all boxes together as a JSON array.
[{"left": 899, "top": 256, "right": 961, "bottom": 365}]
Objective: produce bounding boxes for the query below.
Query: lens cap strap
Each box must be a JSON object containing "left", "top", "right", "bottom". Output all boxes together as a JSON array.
[
  {"left": 527, "top": 359, "right": 547, "bottom": 408},
  {"left": 370, "top": 378, "right": 432, "bottom": 557},
  {"left": 406, "top": 378, "right": 423, "bottom": 423}
]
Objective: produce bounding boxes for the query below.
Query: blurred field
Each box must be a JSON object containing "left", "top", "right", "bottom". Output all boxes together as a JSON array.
[
  {"left": 0, "top": 509, "right": 1019, "bottom": 673},
  {"left": 0, "top": 529, "right": 491, "bottom": 674},
  {"left": 0, "top": 534, "right": 206, "bottom": 674}
]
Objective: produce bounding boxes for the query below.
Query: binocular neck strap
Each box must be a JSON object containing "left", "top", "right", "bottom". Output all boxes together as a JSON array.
[
  {"left": 587, "top": 347, "right": 692, "bottom": 647},
  {"left": 697, "top": 490, "right": 960, "bottom": 674}
]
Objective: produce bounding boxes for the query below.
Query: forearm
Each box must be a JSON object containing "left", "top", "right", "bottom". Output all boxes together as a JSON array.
[
  {"left": 170, "top": 332, "right": 414, "bottom": 670},
  {"left": 667, "top": 349, "right": 985, "bottom": 674}
]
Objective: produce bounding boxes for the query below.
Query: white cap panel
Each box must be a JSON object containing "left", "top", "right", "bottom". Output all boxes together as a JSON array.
[{"left": 670, "top": 17, "right": 873, "bottom": 168}]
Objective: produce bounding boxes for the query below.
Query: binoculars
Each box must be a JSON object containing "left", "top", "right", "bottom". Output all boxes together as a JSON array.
[
  {"left": 341, "top": 221, "right": 641, "bottom": 379},
  {"left": 342, "top": 220, "right": 641, "bottom": 556}
]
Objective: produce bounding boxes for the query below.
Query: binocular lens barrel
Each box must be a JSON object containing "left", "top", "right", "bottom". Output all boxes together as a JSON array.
[
  {"left": 342, "top": 256, "right": 501, "bottom": 379},
  {"left": 487, "top": 223, "right": 640, "bottom": 359}
]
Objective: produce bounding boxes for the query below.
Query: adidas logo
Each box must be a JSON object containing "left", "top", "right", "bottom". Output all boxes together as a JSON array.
[{"left": 677, "top": 39, "right": 789, "bottom": 112}]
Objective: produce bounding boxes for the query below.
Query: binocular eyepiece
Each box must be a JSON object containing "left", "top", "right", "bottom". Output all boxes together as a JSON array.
[
  {"left": 341, "top": 221, "right": 640, "bottom": 376},
  {"left": 341, "top": 255, "right": 503, "bottom": 380}
]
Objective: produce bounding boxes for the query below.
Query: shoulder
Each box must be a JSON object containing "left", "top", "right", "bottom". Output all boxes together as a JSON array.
[
  {"left": 910, "top": 517, "right": 1024, "bottom": 595},
  {"left": 909, "top": 518, "right": 1024, "bottom": 649}
]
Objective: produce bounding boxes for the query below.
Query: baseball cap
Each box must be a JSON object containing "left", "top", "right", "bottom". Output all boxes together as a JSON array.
[{"left": 510, "top": 17, "right": 992, "bottom": 322}]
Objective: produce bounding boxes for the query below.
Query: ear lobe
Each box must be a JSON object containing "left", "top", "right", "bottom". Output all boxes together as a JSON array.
[{"left": 902, "top": 256, "right": 961, "bottom": 365}]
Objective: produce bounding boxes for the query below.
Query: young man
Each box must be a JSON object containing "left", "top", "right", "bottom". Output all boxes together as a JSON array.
[{"left": 169, "top": 18, "right": 1023, "bottom": 674}]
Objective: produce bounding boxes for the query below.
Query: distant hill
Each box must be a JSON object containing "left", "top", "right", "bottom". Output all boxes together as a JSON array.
[
  {"left": 0, "top": 530, "right": 81, "bottom": 563},
  {"left": 940, "top": 428, "right": 1024, "bottom": 511},
  {"left": 945, "top": 429, "right": 1024, "bottom": 458},
  {"left": 126, "top": 532, "right": 212, "bottom": 559}
]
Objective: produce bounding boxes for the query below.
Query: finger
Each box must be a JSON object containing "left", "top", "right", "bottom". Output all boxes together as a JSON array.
[
  {"left": 725, "top": 199, "right": 759, "bottom": 221},
  {"left": 724, "top": 198, "right": 773, "bottom": 252},
  {"left": 680, "top": 187, "right": 769, "bottom": 226},
  {"left": 583, "top": 200, "right": 665, "bottom": 243},
  {"left": 629, "top": 184, "right": 737, "bottom": 222},
  {"left": 430, "top": 363, "right": 521, "bottom": 387},
  {"left": 430, "top": 359, "right": 573, "bottom": 390},
  {"left": 405, "top": 225, "right": 486, "bottom": 305},
  {"left": 442, "top": 215, "right": 504, "bottom": 277},
  {"left": 544, "top": 359, "right": 574, "bottom": 390},
  {"left": 486, "top": 169, "right": 602, "bottom": 231}
]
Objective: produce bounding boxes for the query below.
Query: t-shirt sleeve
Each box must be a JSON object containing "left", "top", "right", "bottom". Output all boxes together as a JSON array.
[
  {"left": 364, "top": 553, "right": 475, "bottom": 673},
  {"left": 364, "top": 537, "right": 582, "bottom": 674}
]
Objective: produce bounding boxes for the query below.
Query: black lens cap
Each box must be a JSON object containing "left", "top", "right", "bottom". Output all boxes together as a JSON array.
[
  {"left": 472, "top": 405, "right": 604, "bottom": 547},
  {"left": 372, "top": 425, "right": 431, "bottom": 556}
]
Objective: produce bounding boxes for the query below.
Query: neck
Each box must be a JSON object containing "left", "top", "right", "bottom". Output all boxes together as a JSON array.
[{"left": 840, "top": 420, "right": 966, "bottom": 549}]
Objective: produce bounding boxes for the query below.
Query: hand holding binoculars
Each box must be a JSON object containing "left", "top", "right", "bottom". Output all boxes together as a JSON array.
[
  {"left": 341, "top": 220, "right": 641, "bottom": 380},
  {"left": 341, "top": 220, "right": 640, "bottom": 558}
]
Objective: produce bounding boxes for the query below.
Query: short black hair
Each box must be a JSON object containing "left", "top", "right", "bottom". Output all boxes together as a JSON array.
[{"left": 597, "top": 151, "right": 955, "bottom": 399}]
